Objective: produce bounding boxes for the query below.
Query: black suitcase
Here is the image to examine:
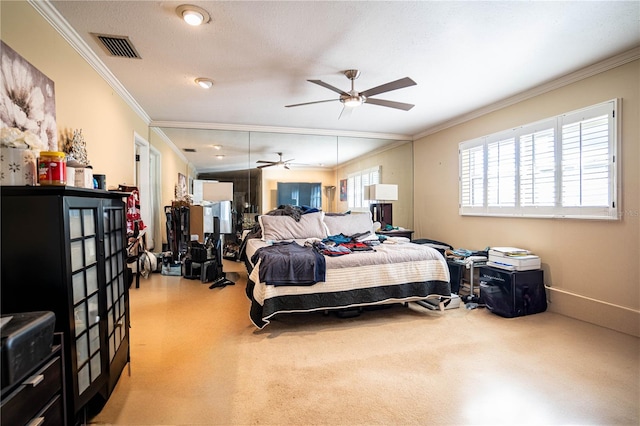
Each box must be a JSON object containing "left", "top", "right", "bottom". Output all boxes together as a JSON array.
[
  {"left": 447, "top": 261, "right": 464, "bottom": 294},
  {"left": 200, "top": 260, "right": 220, "bottom": 283},
  {"left": 479, "top": 267, "right": 546, "bottom": 317},
  {"left": 182, "top": 257, "right": 202, "bottom": 280}
]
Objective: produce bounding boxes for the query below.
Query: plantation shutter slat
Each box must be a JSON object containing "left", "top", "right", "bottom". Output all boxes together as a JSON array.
[
  {"left": 520, "top": 127, "right": 555, "bottom": 206},
  {"left": 347, "top": 166, "right": 381, "bottom": 210},
  {"left": 460, "top": 143, "right": 484, "bottom": 210},
  {"left": 487, "top": 138, "right": 516, "bottom": 207},
  {"left": 561, "top": 114, "right": 610, "bottom": 207}
]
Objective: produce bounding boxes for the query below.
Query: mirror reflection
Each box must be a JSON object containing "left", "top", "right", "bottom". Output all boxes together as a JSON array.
[{"left": 153, "top": 126, "right": 413, "bottom": 229}]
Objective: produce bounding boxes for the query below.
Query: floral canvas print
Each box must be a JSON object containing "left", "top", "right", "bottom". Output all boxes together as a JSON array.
[{"left": 1, "top": 41, "right": 57, "bottom": 150}]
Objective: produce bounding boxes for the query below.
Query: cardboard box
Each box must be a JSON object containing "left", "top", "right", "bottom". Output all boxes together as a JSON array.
[{"left": 74, "top": 167, "right": 93, "bottom": 188}]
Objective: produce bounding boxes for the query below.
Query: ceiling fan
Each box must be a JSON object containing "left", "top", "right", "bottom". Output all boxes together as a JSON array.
[
  {"left": 256, "top": 152, "right": 294, "bottom": 169},
  {"left": 285, "top": 70, "right": 416, "bottom": 116}
]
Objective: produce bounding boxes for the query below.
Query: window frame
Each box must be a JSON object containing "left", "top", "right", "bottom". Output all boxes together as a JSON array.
[{"left": 459, "top": 99, "right": 619, "bottom": 220}]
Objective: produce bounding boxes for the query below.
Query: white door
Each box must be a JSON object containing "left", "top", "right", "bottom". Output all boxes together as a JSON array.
[{"left": 134, "top": 133, "right": 155, "bottom": 250}]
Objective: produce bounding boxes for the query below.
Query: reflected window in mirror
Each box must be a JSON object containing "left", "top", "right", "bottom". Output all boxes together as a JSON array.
[{"left": 347, "top": 166, "right": 380, "bottom": 209}]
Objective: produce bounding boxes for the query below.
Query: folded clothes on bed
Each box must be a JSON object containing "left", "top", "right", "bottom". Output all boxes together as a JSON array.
[
  {"left": 251, "top": 241, "right": 326, "bottom": 286},
  {"left": 318, "top": 244, "right": 352, "bottom": 256},
  {"left": 340, "top": 242, "right": 375, "bottom": 252}
]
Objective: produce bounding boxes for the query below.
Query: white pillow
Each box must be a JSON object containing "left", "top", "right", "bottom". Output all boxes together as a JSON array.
[
  {"left": 259, "top": 211, "right": 328, "bottom": 241},
  {"left": 323, "top": 212, "right": 373, "bottom": 236}
]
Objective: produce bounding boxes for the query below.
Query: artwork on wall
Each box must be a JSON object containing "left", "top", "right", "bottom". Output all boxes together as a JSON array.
[
  {"left": 0, "top": 41, "right": 57, "bottom": 150},
  {"left": 340, "top": 179, "right": 347, "bottom": 201},
  {"left": 177, "top": 173, "right": 187, "bottom": 199}
]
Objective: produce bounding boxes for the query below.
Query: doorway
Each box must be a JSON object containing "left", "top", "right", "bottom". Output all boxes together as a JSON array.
[{"left": 134, "top": 132, "right": 160, "bottom": 251}]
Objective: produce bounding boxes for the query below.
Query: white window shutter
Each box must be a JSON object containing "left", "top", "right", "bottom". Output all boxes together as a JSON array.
[
  {"left": 460, "top": 142, "right": 484, "bottom": 209},
  {"left": 458, "top": 99, "right": 617, "bottom": 219},
  {"left": 561, "top": 114, "right": 610, "bottom": 207},
  {"left": 520, "top": 127, "right": 555, "bottom": 206},
  {"left": 487, "top": 137, "right": 516, "bottom": 207}
]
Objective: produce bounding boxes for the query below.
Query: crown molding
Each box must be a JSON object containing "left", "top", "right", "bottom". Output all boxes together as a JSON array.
[
  {"left": 150, "top": 127, "right": 188, "bottom": 164},
  {"left": 149, "top": 121, "right": 413, "bottom": 141},
  {"left": 29, "top": 0, "right": 151, "bottom": 125},
  {"left": 414, "top": 46, "right": 640, "bottom": 140}
]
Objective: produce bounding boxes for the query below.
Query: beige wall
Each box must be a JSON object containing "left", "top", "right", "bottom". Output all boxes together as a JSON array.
[
  {"left": 148, "top": 130, "right": 192, "bottom": 246},
  {"left": 337, "top": 142, "right": 414, "bottom": 229},
  {"left": 1, "top": 1, "right": 147, "bottom": 186},
  {"left": 2, "top": 2, "right": 190, "bottom": 248},
  {"left": 414, "top": 60, "right": 640, "bottom": 336}
]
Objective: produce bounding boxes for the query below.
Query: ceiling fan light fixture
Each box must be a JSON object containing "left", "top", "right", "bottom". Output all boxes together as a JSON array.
[
  {"left": 176, "top": 5, "right": 211, "bottom": 26},
  {"left": 343, "top": 96, "right": 364, "bottom": 107},
  {"left": 195, "top": 78, "right": 213, "bottom": 89}
]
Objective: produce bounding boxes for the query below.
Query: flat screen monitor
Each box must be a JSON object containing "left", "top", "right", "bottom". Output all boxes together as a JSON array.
[{"left": 277, "top": 182, "right": 322, "bottom": 209}]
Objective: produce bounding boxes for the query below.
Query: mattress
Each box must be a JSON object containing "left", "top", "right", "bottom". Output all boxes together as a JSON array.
[{"left": 245, "top": 238, "right": 451, "bottom": 328}]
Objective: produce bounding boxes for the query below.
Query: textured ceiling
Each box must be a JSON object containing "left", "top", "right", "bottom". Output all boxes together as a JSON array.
[{"left": 46, "top": 1, "right": 640, "bottom": 172}]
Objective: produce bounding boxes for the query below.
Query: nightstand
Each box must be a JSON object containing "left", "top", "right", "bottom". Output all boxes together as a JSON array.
[{"left": 377, "top": 229, "right": 414, "bottom": 240}]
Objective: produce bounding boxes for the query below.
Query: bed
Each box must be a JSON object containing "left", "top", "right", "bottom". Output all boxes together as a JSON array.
[{"left": 243, "top": 209, "right": 451, "bottom": 328}]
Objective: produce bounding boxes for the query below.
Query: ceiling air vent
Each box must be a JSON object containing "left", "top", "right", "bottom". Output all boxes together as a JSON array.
[
  {"left": 91, "top": 33, "right": 141, "bottom": 59},
  {"left": 183, "top": 148, "right": 197, "bottom": 153}
]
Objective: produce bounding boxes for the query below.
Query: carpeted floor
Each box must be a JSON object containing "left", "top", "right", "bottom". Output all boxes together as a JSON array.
[{"left": 88, "top": 260, "right": 639, "bottom": 425}]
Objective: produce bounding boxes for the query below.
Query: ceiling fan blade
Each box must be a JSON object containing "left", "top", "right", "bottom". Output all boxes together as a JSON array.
[
  {"left": 283, "top": 158, "right": 295, "bottom": 163},
  {"left": 308, "top": 79, "right": 349, "bottom": 96},
  {"left": 365, "top": 98, "right": 415, "bottom": 111},
  {"left": 360, "top": 77, "right": 416, "bottom": 98},
  {"left": 257, "top": 163, "right": 274, "bottom": 169},
  {"left": 285, "top": 99, "right": 339, "bottom": 108},
  {"left": 256, "top": 160, "right": 276, "bottom": 164},
  {"left": 338, "top": 105, "right": 354, "bottom": 120}
]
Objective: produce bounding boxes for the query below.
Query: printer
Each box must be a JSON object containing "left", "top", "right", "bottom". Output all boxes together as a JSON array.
[{"left": 487, "top": 247, "right": 541, "bottom": 271}]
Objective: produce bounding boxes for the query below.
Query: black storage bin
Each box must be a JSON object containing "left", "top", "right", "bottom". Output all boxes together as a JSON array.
[
  {"left": 479, "top": 267, "right": 546, "bottom": 318},
  {"left": 1, "top": 311, "right": 56, "bottom": 388}
]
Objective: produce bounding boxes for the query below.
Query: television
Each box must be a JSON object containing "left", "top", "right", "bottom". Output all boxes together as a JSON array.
[{"left": 277, "top": 182, "right": 322, "bottom": 209}]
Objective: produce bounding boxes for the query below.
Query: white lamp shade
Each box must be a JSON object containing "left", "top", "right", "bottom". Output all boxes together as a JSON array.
[{"left": 365, "top": 184, "right": 398, "bottom": 201}]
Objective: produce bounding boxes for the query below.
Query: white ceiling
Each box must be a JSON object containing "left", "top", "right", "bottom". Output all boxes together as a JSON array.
[{"left": 45, "top": 1, "right": 640, "bottom": 173}]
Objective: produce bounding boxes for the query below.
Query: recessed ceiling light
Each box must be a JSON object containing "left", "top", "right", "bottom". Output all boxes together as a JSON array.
[
  {"left": 195, "top": 78, "right": 213, "bottom": 89},
  {"left": 212, "top": 144, "right": 222, "bottom": 150},
  {"left": 176, "top": 5, "right": 211, "bottom": 26},
  {"left": 216, "top": 155, "right": 225, "bottom": 160}
]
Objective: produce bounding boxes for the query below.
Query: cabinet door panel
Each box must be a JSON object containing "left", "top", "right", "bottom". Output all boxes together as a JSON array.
[
  {"left": 86, "top": 265, "right": 98, "bottom": 295},
  {"left": 72, "top": 272, "right": 86, "bottom": 305},
  {"left": 103, "top": 205, "right": 128, "bottom": 367},
  {"left": 69, "top": 209, "right": 82, "bottom": 239},
  {"left": 70, "top": 240, "right": 84, "bottom": 271},
  {"left": 67, "top": 204, "right": 105, "bottom": 405}
]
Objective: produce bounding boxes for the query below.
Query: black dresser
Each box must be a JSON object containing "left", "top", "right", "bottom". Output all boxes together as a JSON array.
[
  {"left": 1, "top": 334, "right": 66, "bottom": 425},
  {"left": 1, "top": 186, "right": 130, "bottom": 424}
]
